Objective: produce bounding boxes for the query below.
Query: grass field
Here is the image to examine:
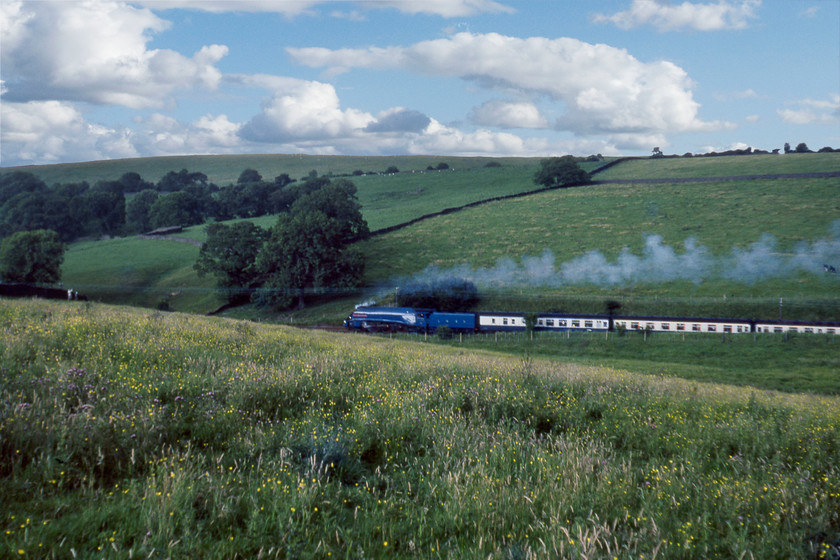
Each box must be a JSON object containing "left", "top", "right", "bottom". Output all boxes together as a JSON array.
[
  {"left": 1, "top": 154, "right": 543, "bottom": 188},
  {"left": 594, "top": 152, "right": 840, "bottom": 180},
  {"left": 46, "top": 152, "right": 840, "bottom": 319},
  {"left": 2, "top": 298, "right": 838, "bottom": 559},
  {"left": 409, "top": 328, "right": 840, "bottom": 396},
  {"left": 62, "top": 236, "right": 223, "bottom": 313}
]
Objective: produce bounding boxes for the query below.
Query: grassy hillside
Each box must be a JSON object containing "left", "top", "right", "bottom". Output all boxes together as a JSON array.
[
  {"left": 2, "top": 154, "right": 542, "bottom": 188},
  {"left": 359, "top": 175, "right": 840, "bottom": 319},
  {"left": 52, "top": 153, "right": 840, "bottom": 318},
  {"left": 594, "top": 152, "right": 840, "bottom": 180},
  {"left": 2, "top": 298, "right": 838, "bottom": 558},
  {"left": 62, "top": 236, "right": 223, "bottom": 313}
]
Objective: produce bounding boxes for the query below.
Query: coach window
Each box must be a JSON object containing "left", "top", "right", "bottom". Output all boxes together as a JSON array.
[
  {"left": 503, "top": 318, "right": 508, "bottom": 325},
  {"left": 631, "top": 322, "right": 640, "bottom": 330},
  {"left": 661, "top": 323, "right": 670, "bottom": 330},
  {"left": 708, "top": 325, "right": 716, "bottom": 332},
  {"left": 546, "top": 319, "right": 554, "bottom": 327},
  {"left": 724, "top": 325, "right": 732, "bottom": 333},
  {"left": 805, "top": 328, "right": 813, "bottom": 333},
  {"left": 692, "top": 324, "right": 700, "bottom": 332},
  {"left": 584, "top": 321, "right": 593, "bottom": 328},
  {"left": 828, "top": 328, "right": 835, "bottom": 334},
  {"left": 646, "top": 323, "right": 655, "bottom": 330},
  {"left": 676, "top": 323, "right": 685, "bottom": 331},
  {"left": 559, "top": 320, "right": 567, "bottom": 327},
  {"left": 572, "top": 320, "right": 580, "bottom": 328},
  {"left": 774, "top": 327, "right": 783, "bottom": 333}
]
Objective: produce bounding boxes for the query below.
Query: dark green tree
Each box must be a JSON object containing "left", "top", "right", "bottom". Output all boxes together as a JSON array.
[
  {"left": 148, "top": 191, "right": 205, "bottom": 229},
  {"left": 79, "top": 182, "right": 126, "bottom": 236},
  {"left": 156, "top": 169, "right": 208, "bottom": 192},
  {"left": 118, "top": 172, "right": 153, "bottom": 192},
  {"left": 0, "top": 229, "right": 66, "bottom": 284},
  {"left": 254, "top": 210, "right": 365, "bottom": 309},
  {"left": 534, "top": 156, "right": 591, "bottom": 188},
  {"left": 125, "top": 189, "right": 159, "bottom": 233},
  {"left": 253, "top": 179, "right": 367, "bottom": 310},
  {"left": 194, "top": 222, "right": 269, "bottom": 303},
  {"left": 237, "top": 168, "right": 263, "bottom": 183}
]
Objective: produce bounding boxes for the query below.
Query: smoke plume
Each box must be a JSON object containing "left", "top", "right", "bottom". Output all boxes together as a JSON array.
[{"left": 392, "top": 222, "right": 840, "bottom": 290}]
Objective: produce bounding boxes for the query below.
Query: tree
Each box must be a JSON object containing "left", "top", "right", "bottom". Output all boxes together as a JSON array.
[
  {"left": 125, "top": 189, "right": 159, "bottom": 233},
  {"left": 254, "top": 211, "right": 365, "bottom": 309},
  {"left": 156, "top": 169, "right": 208, "bottom": 192},
  {"left": 534, "top": 156, "right": 590, "bottom": 188},
  {"left": 118, "top": 172, "right": 153, "bottom": 192},
  {"left": 0, "top": 229, "right": 66, "bottom": 284},
  {"left": 253, "top": 179, "right": 368, "bottom": 310},
  {"left": 651, "top": 147, "right": 664, "bottom": 158},
  {"left": 79, "top": 182, "right": 126, "bottom": 237},
  {"left": 795, "top": 142, "right": 812, "bottom": 153},
  {"left": 194, "top": 222, "right": 268, "bottom": 303},
  {"left": 237, "top": 169, "right": 263, "bottom": 183},
  {"left": 148, "top": 191, "right": 206, "bottom": 229}
]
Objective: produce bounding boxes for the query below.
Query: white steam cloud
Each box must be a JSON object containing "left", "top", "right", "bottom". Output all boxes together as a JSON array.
[{"left": 395, "top": 223, "right": 840, "bottom": 290}]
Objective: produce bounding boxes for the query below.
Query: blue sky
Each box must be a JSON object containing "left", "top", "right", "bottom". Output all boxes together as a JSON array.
[{"left": 1, "top": 0, "right": 838, "bottom": 166}]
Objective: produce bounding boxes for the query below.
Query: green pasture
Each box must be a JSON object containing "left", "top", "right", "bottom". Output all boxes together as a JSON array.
[
  {"left": 595, "top": 152, "right": 840, "bottom": 180},
  {"left": 62, "top": 236, "right": 222, "bottom": 313},
  {"left": 2, "top": 299, "right": 838, "bottom": 559},
  {"left": 2, "top": 154, "right": 541, "bottom": 188},
  {"left": 360, "top": 176, "right": 840, "bottom": 315}
]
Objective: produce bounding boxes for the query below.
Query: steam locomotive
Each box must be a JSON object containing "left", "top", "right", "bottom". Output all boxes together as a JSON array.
[{"left": 344, "top": 307, "right": 840, "bottom": 336}]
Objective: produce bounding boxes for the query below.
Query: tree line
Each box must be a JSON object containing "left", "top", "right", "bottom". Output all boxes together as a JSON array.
[{"left": 0, "top": 168, "right": 333, "bottom": 242}]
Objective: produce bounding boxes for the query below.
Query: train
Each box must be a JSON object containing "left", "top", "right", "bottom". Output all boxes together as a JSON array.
[{"left": 344, "top": 306, "right": 840, "bottom": 336}]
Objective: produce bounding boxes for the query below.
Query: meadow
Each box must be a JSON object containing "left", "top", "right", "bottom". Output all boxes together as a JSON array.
[
  {"left": 2, "top": 154, "right": 542, "bottom": 190},
  {"left": 53, "top": 153, "right": 840, "bottom": 319},
  {"left": 594, "top": 153, "right": 840, "bottom": 180},
  {"left": 1, "top": 298, "right": 839, "bottom": 559}
]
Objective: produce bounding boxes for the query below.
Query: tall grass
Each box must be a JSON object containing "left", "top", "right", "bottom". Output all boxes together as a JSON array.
[{"left": 2, "top": 299, "right": 838, "bottom": 558}]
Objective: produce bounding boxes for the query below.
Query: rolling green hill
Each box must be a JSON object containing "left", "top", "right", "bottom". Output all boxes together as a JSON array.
[
  {"left": 32, "top": 152, "right": 840, "bottom": 319},
  {"left": 2, "top": 153, "right": 542, "bottom": 188}
]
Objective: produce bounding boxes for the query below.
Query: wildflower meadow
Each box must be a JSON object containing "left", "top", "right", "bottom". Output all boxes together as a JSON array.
[{"left": 1, "top": 299, "right": 838, "bottom": 559}]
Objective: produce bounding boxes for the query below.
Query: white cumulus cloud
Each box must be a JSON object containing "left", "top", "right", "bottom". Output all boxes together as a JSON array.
[
  {"left": 135, "top": 0, "right": 513, "bottom": 17},
  {"left": 470, "top": 100, "right": 548, "bottom": 128},
  {"left": 235, "top": 75, "right": 375, "bottom": 143},
  {"left": 288, "top": 32, "right": 730, "bottom": 144},
  {"left": 0, "top": 100, "right": 137, "bottom": 164},
  {"left": 777, "top": 95, "right": 840, "bottom": 126},
  {"left": 0, "top": 0, "right": 227, "bottom": 109},
  {"left": 592, "top": 0, "right": 761, "bottom": 32}
]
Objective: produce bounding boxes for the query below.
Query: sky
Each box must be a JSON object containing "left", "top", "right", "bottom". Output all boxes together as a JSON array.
[{"left": 1, "top": 0, "right": 838, "bottom": 167}]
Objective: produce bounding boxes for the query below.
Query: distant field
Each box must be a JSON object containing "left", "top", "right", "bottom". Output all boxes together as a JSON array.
[
  {"left": 595, "top": 152, "right": 840, "bottom": 180},
  {"left": 2, "top": 153, "right": 543, "bottom": 187}
]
